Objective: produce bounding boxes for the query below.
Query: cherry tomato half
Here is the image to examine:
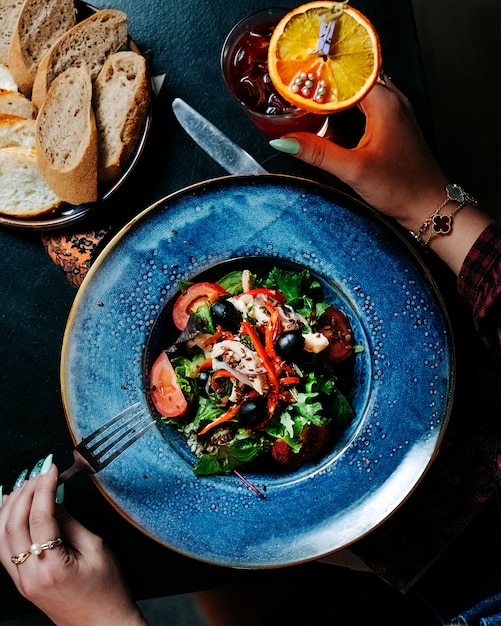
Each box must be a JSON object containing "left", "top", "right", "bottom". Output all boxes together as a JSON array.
[
  {"left": 150, "top": 352, "right": 188, "bottom": 417},
  {"left": 316, "top": 307, "right": 355, "bottom": 362},
  {"left": 172, "top": 282, "right": 226, "bottom": 330}
]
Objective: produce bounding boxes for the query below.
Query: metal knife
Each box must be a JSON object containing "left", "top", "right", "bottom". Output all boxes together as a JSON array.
[{"left": 172, "top": 98, "right": 268, "bottom": 175}]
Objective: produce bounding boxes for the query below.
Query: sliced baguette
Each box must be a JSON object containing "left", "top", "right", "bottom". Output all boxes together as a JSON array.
[
  {"left": 0, "top": 146, "right": 63, "bottom": 217},
  {"left": 8, "top": 0, "right": 77, "bottom": 96},
  {"left": 36, "top": 63, "right": 98, "bottom": 204},
  {"left": 93, "top": 51, "right": 150, "bottom": 182},
  {"left": 0, "top": 63, "right": 18, "bottom": 91},
  {"left": 32, "top": 9, "right": 128, "bottom": 109},
  {"left": 0, "top": 115, "right": 36, "bottom": 148},
  {"left": 0, "top": 0, "right": 25, "bottom": 65},
  {"left": 0, "top": 89, "right": 36, "bottom": 118}
]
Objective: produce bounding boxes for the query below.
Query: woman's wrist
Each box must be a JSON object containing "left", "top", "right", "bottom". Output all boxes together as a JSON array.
[
  {"left": 428, "top": 203, "right": 494, "bottom": 275},
  {"left": 407, "top": 184, "right": 478, "bottom": 246},
  {"left": 394, "top": 183, "right": 494, "bottom": 275},
  {"left": 394, "top": 183, "right": 450, "bottom": 232}
]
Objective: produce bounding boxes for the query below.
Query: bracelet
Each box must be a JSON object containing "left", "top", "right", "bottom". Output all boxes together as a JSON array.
[{"left": 409, "top": 183, "right": 478, "bottom": 247}]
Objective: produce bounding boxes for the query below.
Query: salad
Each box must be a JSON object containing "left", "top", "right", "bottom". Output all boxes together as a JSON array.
[{"left": 149, "top": 266, "right": 361, "bottom": 476}]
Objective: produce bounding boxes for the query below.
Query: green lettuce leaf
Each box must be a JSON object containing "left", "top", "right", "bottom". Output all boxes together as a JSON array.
[{"left": 194, "top": 434, "right": 264, "bottom": 475}]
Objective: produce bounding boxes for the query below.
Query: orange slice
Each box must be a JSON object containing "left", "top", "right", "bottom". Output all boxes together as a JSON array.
[{"left": 268, "top": 1, "right": 381, "bottom": 114}]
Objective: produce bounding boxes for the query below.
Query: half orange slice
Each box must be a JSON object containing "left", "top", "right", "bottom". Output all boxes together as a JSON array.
[{"left": 268, "top": 1, "right": 381, "bottom": 114}]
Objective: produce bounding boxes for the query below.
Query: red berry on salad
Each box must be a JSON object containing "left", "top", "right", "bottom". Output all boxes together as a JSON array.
[{"left": 272, "top": 424, "right": 331, "bottom": 467}]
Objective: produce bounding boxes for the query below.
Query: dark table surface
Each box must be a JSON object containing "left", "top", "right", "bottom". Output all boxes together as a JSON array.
[{"left": 2, "top": 0, "right": 499, "bottom": 620}]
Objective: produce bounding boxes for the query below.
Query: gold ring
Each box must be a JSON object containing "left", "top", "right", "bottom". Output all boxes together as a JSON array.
[{"left": 11, "top": 537, "right": 63, "bottom": 565}]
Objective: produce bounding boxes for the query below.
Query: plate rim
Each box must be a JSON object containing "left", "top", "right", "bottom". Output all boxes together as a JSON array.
[{"left": 60, "top": 173, "right": 456, "bottom": 567}]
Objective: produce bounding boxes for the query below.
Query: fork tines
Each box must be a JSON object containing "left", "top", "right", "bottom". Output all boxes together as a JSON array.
[{"left": 78, "top": 402, "right": 154, "bottom": 471}]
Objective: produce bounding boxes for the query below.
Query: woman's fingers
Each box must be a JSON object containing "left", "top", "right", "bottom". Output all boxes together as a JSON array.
[
  {"left": 0, "top": 460, "right": 64, "bottom": 587},
  {"left": 0, "top": 478, "right": 37, "bottom": 583},
  {"left": 271, "top": 82, "right": 448, "bottom": 226},
  {"left": 271, "top": 84, "right": 403, "bottom": 186},
  {"left": 29, "top": 464, "right": 61, "bottom": 549},
  {"left": 292, "top": 131, "right": 359, "bottom": 180}
]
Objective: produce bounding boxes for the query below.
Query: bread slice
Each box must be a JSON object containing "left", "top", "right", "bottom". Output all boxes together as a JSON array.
[
  {"left": 0, "top": 89, "right": 36, "bottom": 118},
  {"left": 36, "top": 63, "right": 98, "bottom": 204},
  {"left": 8, "top": 0, "right": 77, "bottom": 96},
  {"left": 0, "top": 115, "right": 36, "bottom": 148},
  {"left": 0, "top": 0, "right": 25, "bottom": 65},
  {"left": 31, "top": 9, "right": 128, "bottom": 109},
  {"left": 93, "top": 51, "right": 150, "bottom": 182},
  {"left": 0, "top": 63, "right": 18, "bottom": 91},
  {"left": 0, "top": 146, "right": 63, "bottom": 218}
]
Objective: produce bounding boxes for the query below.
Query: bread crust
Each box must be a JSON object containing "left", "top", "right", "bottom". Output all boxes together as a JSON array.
[
  {"left": 32, "top": 8, "right": 128, "bottom": 109},
  {"left": 36, "top": 63, "right": 98, "bottom": 205},
  {"left": 8, "top": 0, "right": 77, "bottom": 96},
  {"left": 94, "top": 51, "right": 151, "bottom": 182}
]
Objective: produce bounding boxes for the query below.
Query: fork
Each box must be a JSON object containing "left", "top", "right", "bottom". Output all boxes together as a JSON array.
[{"left": 58, "top": 402, "right": 155, "bottom": 483}]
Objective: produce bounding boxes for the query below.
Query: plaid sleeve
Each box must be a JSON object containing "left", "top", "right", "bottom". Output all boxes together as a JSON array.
[{"left": 457, "top": 221, "right": 501, "bottom": 360}]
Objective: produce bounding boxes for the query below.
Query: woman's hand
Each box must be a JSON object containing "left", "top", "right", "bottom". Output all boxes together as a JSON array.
[
  {"left": 273, "top": 81, "right": 448, "bottom": 232},
  {"left": 271, "top": 80, "right": 493, "bottom": 274},
  {"left": 0, "top": 457, "right": 147, "bottom": 626}
]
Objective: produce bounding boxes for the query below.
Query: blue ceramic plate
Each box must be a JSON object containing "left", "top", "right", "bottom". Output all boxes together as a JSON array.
[{"left": 61, "top": 175, "right": 454, "bottom": 568}]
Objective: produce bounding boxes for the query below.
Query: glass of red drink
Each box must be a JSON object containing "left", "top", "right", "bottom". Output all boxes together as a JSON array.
[{"left": 221, "top": 8, "right": 328, "bottom": 138}]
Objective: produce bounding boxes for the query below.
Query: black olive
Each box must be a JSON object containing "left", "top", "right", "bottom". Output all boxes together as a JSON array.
[
  {"left": 275, "top": 329, "right": 305, "bottom": 359},
  {"left": 195, "top": 370, "right": 211, "bottom": 396},
  {"left": 210, "top": 299, "right": 241, "bottom": 332},
  {"left": 238, "top": 396, "right": 268, "bottom": 428}
]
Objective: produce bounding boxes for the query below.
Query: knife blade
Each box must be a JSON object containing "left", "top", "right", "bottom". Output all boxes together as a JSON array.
[{"left": 172, "top": 98, "right": 268, "bottom": 175}]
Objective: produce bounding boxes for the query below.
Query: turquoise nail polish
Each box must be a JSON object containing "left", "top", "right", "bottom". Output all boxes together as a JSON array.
[
  {"left": 269, "top": 138, "right": 301, "bottom": 155},
  {"left": 13, "top": 469, "right": 28, "bottom": 491},
  {"left": 29, "top": 458, "right": 45, "bottom": 479},
  {"left": 40, "top": 453, "right": 53, "bottom": 476},
  {"left": 55, "top": 483, "right": 65, "bottom": 505}
]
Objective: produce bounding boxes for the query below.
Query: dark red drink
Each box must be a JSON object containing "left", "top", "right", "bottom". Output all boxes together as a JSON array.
[
  {"left": 221, "top": 10, "right": 327, "bottom": 138},
  {"left": 229, "top": 20, "right": 293, "bottom": 115}
]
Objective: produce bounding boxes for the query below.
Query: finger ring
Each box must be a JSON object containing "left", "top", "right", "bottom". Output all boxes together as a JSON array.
[{"left": 11, "top": 537, "right": 63, "bottom": 565}]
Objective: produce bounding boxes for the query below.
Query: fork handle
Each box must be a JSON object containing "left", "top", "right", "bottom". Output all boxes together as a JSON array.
[
  {"left": 57, "top": 450, "right": 96, "bottom": 484},
  {"left": 57, "top": 465, "right": 78, "bottom": 485}
]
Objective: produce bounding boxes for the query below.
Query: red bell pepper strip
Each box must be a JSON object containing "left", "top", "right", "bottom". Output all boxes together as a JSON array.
[
  {"left": 210, "top": 369, "right": 235, "bottom": 391},
  {"left": 263, "top": 304, "right": 280, "bottom": 362},
  {"left": 197, "top": 357, "right": 213, "bottom": 371},
  {"left": 261, "top": 301, "right": 296, "bottom": 376},
  {"left": 279, "top": 376, "right": 300, "bottom": 386},
  {"left": 241, "top": 320, "right": 279, "bottom": 414},
  {"left": 199, "top": 402, "right": 242, "bottom": 435}
]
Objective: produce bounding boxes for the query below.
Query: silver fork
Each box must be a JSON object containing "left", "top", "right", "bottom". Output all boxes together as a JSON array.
[{"left": 58, "top": 402, "right": 154, "bottom": 483}]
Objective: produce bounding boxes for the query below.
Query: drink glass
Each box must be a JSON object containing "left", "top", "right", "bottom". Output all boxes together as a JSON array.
[{"left": 221, "top": 8, "right": 328, "bottom": 138}]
